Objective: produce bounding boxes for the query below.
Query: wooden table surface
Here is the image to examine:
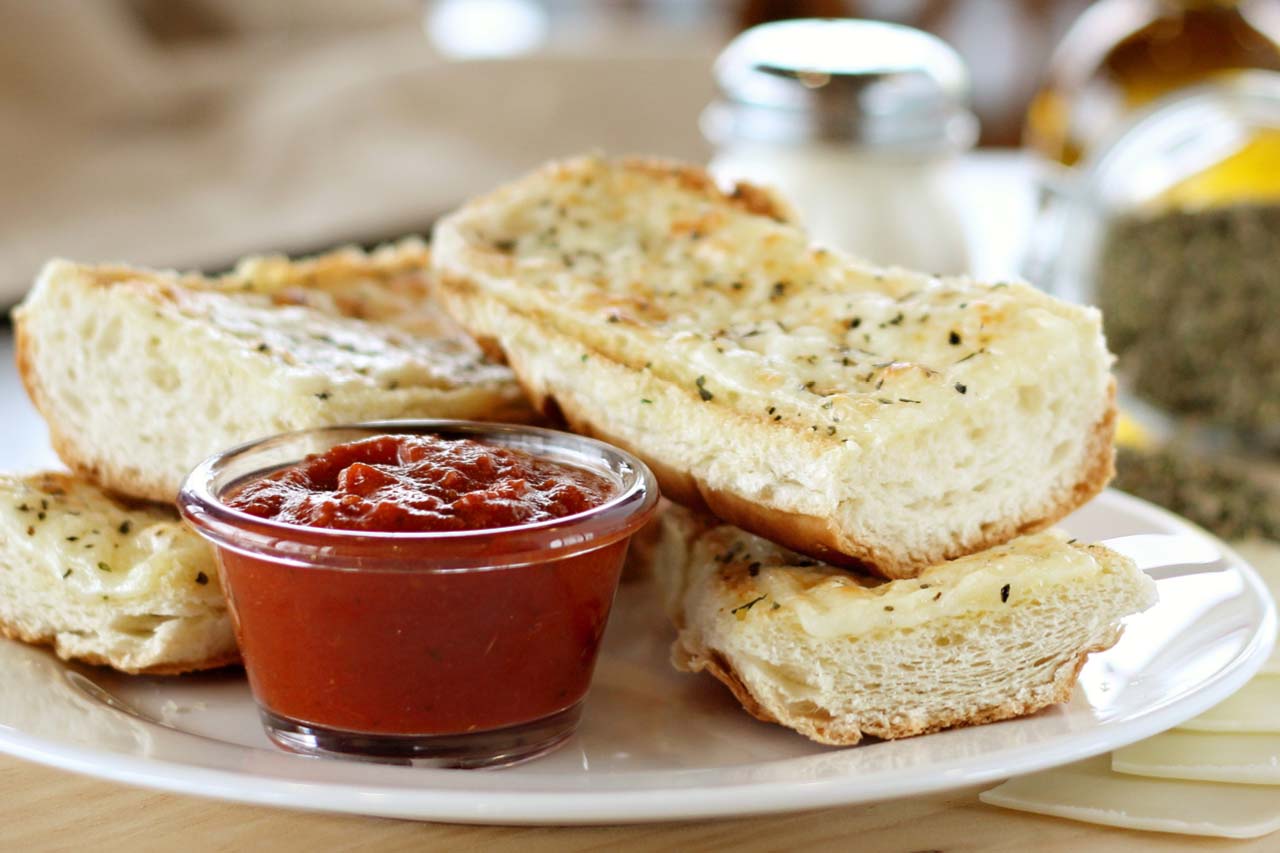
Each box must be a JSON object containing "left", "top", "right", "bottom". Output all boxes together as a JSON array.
[{"left": 2, "top": 751, "right": 1270, "bottom": 852}]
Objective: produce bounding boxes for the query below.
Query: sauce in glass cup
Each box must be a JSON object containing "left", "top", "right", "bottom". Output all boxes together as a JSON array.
[{"left": 179, "top": 421, "right": 658, "bottom": 768}]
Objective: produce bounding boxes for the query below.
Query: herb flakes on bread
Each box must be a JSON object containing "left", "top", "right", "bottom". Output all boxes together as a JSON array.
[{"left": 432, "top": 156, "right": 1117, "bottom": 579}]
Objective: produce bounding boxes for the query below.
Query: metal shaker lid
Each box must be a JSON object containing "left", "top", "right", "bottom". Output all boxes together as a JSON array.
[{"left": 703, "top": 18, "right": 978, "bottom": 152}]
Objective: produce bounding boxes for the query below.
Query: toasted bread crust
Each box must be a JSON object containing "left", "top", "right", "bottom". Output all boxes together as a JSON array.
[{"left": 617, "top": 157, "right": 797, "bottom": 223}]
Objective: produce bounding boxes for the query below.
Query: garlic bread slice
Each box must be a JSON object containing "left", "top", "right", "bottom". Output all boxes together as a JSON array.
[
  {"left": 432, "top": 156, "right": 1116, "bottom": 579},
  {"left": 0, "top": 472, "right": 235, "bottom": 674},
  {"left": 653, "top": 506, "right": 1156, "bottom": 745}
]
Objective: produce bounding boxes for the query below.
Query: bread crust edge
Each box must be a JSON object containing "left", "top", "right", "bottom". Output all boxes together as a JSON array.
[
  {"left": 674, "top": 624, "right": 1123, "bottom": 746},
  {"left": 0, "top": 619, "right": 241, "bottom": 676}
]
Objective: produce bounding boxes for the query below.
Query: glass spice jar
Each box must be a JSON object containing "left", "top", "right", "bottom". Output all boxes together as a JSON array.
[{"left": 1031, "top": 71, "right": 1280, "bottom": 453}]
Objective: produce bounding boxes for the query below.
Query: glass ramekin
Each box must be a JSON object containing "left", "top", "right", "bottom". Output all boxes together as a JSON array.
[{"left": 178, "top": 420, "right": 659, "bottom": 768}]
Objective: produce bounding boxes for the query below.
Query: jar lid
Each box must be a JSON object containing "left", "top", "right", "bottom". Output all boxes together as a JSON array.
[{"left": 702, "top": 18, "right": 978, "bottom": 152}]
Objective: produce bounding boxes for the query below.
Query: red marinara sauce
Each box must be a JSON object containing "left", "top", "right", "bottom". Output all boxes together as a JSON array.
[
  {"left": 227, "top": 433, "right": 615, "bottom": 532},
  {"left": 217, "top": 434, "right": 628, "bottom": 736}
]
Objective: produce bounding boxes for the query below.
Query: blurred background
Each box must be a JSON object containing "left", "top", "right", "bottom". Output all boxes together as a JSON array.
[
  {"left": 0, "top": 0, "right": 1129, "bottom": 288},
  {"left": 2, "top": 0, "right": 1279, "bottom": 544}
]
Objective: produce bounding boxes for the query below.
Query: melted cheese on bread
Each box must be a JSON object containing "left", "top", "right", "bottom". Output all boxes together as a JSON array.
[
  {"left": 723, "top": 530, "right": 1115, "bottom": 638},
  {"left": 16, "top": 244, "right": 533, "bottom": 503},
  {"left": 436, "top": 157, "right": 1108, "bottom": 440},
  {"left": 0, "top": 474, "right": 219, "bottom": 603}
]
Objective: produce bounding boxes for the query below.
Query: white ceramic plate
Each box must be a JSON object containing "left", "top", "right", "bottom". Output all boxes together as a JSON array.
[{"left": 0, "top": 490, "right": 1273, "bottom": 825}]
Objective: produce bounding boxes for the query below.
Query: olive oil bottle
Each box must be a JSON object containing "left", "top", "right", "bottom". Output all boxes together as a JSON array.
[{"left": 1025, "top": 0, "right": 1280, "bottom": 165}]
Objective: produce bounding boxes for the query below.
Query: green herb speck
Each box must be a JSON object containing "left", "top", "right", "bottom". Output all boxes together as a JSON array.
[{"left": 730, "top": 595, "right": 767, "bottom": 615}]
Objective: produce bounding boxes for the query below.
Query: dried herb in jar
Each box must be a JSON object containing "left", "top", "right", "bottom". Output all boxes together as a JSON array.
[
  {"left": 1098, "top": 203, "right": 1280, "bottom": 443},
  {"left": 1114, "top": 445, "right": 1280, "bottom": 542}
]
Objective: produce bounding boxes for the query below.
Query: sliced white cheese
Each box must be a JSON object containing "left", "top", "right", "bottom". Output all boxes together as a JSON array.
[
  {"left": 1113, "top": 731, "right": 1280, "bottom": 784},
  {"left": 980, "top": 755, "right": 1280, "bottom": 839},
  {"left": 1176, "top": 675, "right": 1280, "bottom": 733}
]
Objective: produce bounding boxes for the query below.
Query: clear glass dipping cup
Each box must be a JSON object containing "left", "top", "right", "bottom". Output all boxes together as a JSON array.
[{"left": 179, "top": 420, "right": 659, "bottom": 768}]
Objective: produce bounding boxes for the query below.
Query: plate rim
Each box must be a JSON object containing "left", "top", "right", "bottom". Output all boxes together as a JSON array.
[{"left": 0, "top": 489, "right": 1274, "bottom": 825}]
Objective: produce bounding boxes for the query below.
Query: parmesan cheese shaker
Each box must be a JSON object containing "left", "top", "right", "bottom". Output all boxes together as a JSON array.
[{"left": 703, "top": 18, "right": 978, "bottom": 274}]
